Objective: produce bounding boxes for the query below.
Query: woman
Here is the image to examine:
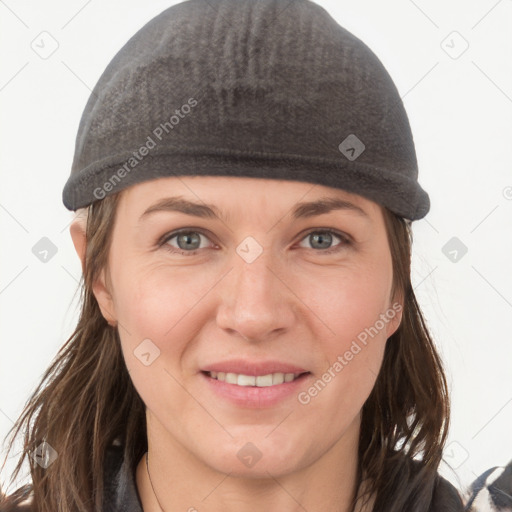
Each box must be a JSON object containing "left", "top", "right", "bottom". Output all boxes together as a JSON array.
[{"left": 0, "top": 0, "right": 466, "bottom": 510}]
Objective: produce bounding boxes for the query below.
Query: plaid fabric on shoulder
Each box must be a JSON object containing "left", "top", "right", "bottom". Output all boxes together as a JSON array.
[{"left": 463, "top": 460, "right": 512, "bottom": 511}]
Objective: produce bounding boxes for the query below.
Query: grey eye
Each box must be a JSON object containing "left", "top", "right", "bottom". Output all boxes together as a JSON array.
[
  {"left": 168, "top": 231, "right": 207, "bottom": 251},
  {"left": 307, "top": 231, "right": 334, "bottom": 249},
  {"left": 299, "top": 231, "right": 346, "bottom": 251},
  {"left": 179, "top": 232, "right": 200, "bottom": 250}
]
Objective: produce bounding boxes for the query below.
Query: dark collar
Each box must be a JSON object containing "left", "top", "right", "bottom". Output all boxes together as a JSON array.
[
  {"left": 103, "top": 444, "right": 143, "bottom": 512},
  {"left": 101, "top": 443, "right": 465, "bottom": 511}
]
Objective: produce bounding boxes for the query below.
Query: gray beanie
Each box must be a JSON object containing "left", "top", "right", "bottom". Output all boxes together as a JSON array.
[{"left": 62, "top": 0, "right": 430, "bottom": 220}]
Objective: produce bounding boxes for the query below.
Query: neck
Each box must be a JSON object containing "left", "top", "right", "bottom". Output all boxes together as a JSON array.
[{"left": 136, "top": 412, "right": 374, "bottom": 512}]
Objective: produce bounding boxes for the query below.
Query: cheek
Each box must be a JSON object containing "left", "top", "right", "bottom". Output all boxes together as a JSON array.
[
  {"left": 300, "top": 258, "right": 393, "bottom": 347},
  {"left": 112, "top": 262, "right": 217, "bottom": 402},
  {"left": 113, "top": 267, "right": 201, "bottom": 417},
  {"left": 297, "top": 283, "right": 390, "bottom": 434},
  {"left": 296, "top": 257, "right": 392, "bottom": 404},
  {"left": 113, "top": 262, "right": 199, "bottom": 339}
]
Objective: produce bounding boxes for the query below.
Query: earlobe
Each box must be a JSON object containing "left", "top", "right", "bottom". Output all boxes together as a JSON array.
[
  {"left": 386, "top": 292, "right": 404, "bottom": 339},
  {"left": 70, "top": 217, "right": 87, "bottom": 274},
  {"left": 92, "top": 268, "right": 118, "bottom": 327},
  {"left": 386, "top": 309, "right": 403, "bottom": 339}
]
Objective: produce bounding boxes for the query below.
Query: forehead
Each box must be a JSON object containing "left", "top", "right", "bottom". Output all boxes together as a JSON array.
[{"left": 117, "top": 176, "right": 382, "bottom": 221}]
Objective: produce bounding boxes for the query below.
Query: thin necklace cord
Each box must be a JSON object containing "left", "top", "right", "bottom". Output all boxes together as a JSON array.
[
  {"left": 145, "top": 450, "right": 360, "bottom": 512},
  {"left": 146, "top": 451, "right": 167, "bottom": 512}
]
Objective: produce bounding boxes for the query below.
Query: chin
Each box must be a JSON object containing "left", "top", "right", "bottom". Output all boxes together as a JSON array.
[
  {"left": 209, "top": 454, "right": 304, "bottom": 479},
  {"left": 197, "top": 431, "right": 308, "bottom": 478}
]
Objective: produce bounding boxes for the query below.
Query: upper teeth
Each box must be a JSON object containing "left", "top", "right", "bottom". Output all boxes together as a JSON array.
[{"left": 209, "top": 371, "right": 303, "bottom": 387}]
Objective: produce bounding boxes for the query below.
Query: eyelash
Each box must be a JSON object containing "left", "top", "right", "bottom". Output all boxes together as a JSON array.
[{"left": 158, "top": 228, "right": 352, "bottom": 256}]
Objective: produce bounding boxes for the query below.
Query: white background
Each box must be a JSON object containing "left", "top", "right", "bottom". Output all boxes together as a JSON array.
[{"left": 1, "top": 0, "right": 511, "bottom": 498}]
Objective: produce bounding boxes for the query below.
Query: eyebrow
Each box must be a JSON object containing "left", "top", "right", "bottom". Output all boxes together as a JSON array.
[{"left": 138, "top": 195, "right": 369, "bottom": 223}]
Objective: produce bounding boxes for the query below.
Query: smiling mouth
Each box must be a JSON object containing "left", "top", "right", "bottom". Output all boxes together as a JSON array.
[{"left": 202, "top": 370, "right": 310, "bottom": 387}]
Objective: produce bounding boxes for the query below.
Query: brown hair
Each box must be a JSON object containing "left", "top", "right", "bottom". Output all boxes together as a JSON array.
[{"left": 1, "top": 191, "right": 457, "bottom": 511}]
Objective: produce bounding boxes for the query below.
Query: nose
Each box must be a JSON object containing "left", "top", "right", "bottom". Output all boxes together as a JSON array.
[{"left": 215, "top": 242, "right": 297, "bottom": 342}]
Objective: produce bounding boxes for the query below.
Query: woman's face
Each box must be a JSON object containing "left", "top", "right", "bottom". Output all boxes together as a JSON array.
[{"left": 91, "top": 176, "right": 402, "bottom": 477}]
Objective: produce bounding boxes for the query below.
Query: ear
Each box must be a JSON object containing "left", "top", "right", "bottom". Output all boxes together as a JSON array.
[
  {"left": 70, "top": 215, "right": 87, "bottom": 274},
  {"left": 385, "top": 290, "right": 404, "bottom": 339},
  {"left": 69, "top": 215, "right": 118, "bottom": 327}
]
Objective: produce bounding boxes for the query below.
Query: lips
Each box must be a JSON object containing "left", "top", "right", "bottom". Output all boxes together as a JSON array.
[
  {"left": 206, "top": 370, "right": 306, "bottom": 387},
  {"left": 201, "top": 359, "right": 308, "bottom": 376},
  {"left": 200, "top": 370, "right": 311, "bottom": 408},
  {"left": 199, "top": 358, "right": 312, "bottom": 407}
]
